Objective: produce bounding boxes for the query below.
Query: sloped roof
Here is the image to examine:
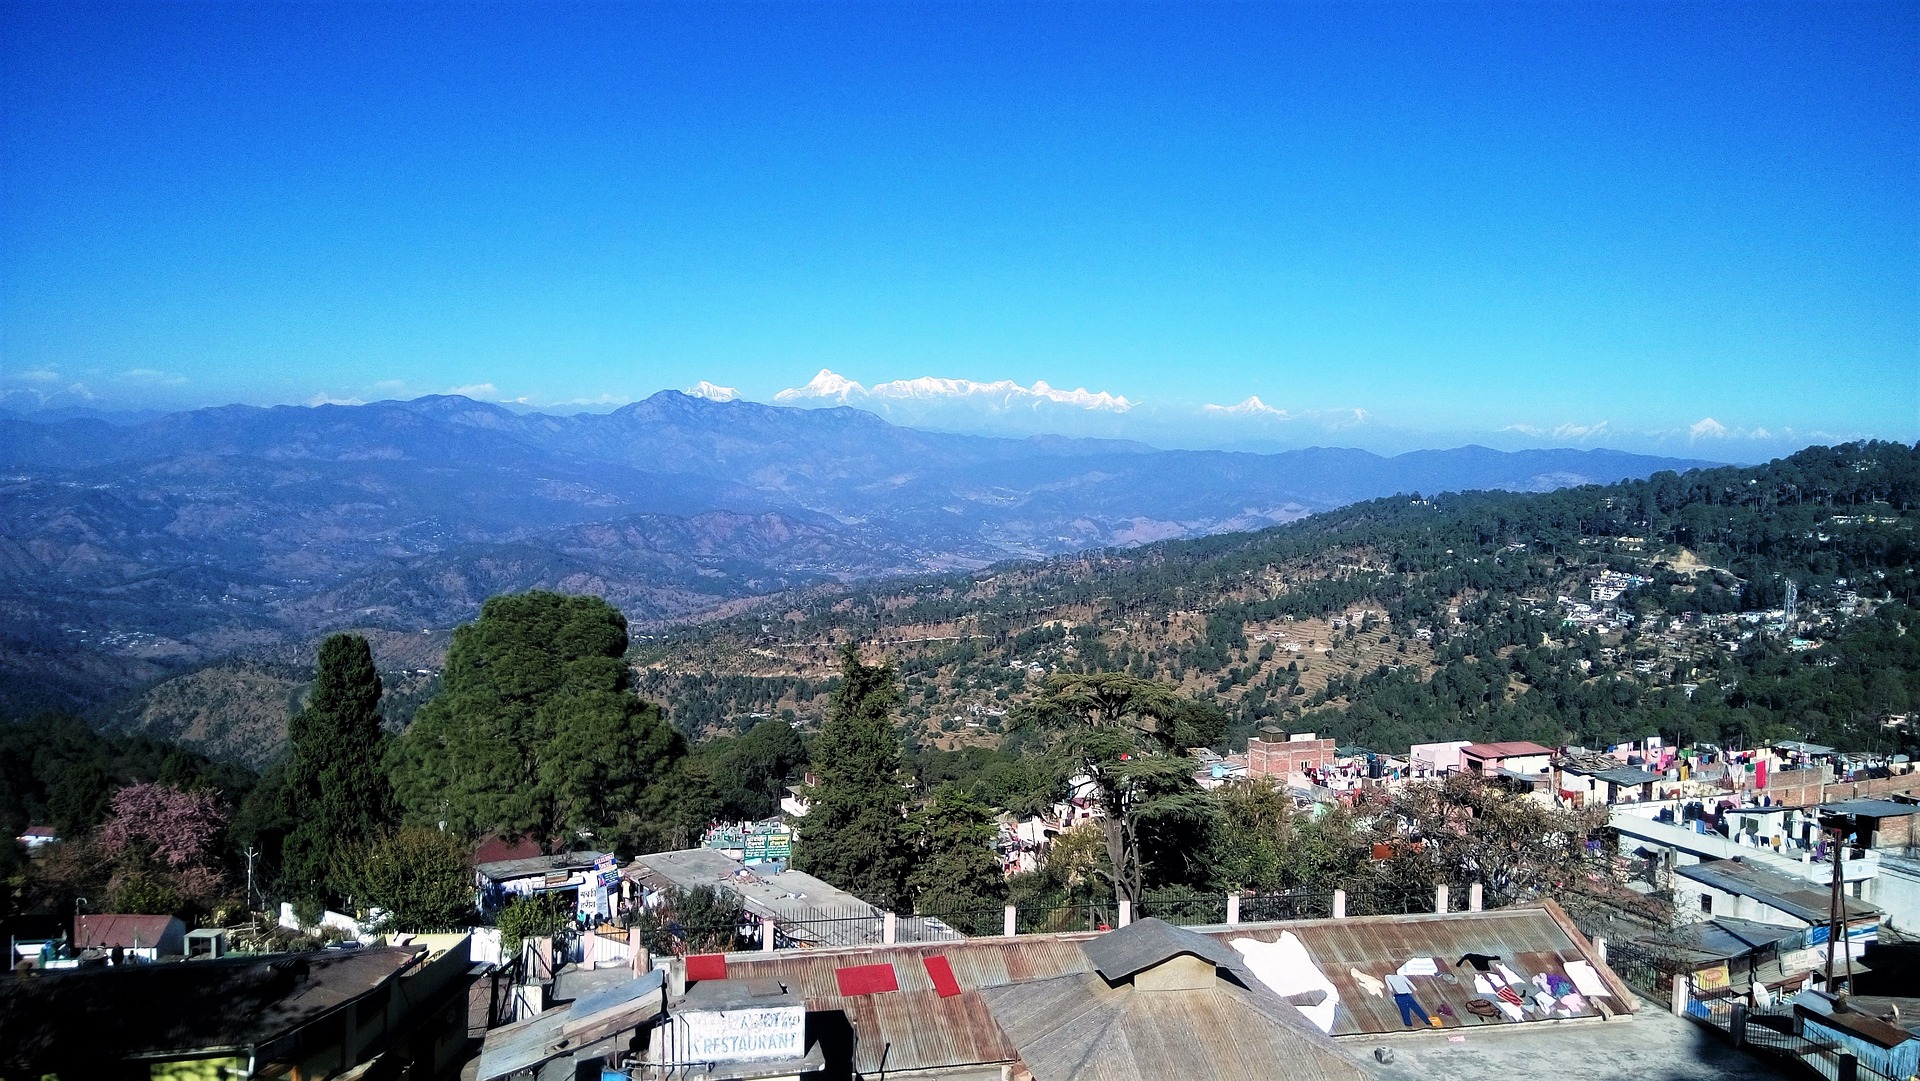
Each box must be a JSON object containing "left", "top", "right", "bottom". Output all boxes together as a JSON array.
[
  {"left": 1630, "top": 916, "right": 1804, "bottom": 964},
  {"left": 0, "top": 947, "right": 417, "bottom": 1075},
  {"left": 981, "top": 970, "right": 1366, "bottom": 1081},
  {"left": 476, "top": 850, "right": 607, "bottom": 882},
  {"left": 74, "top": 914, "right": 180, "bottom": 950},
  {"left": 1213, "top": 902, "right": 1633, "bottom": 1036},
  {"left": 1822, "top": 799, "right": 1920, "bottom": 819},
  {"left": 707, "top": 901, "right": 1630, "bottom": 1074},
  {"left": 1080, "top": 916, "right": 1243, "bottom": 984},
  {"left": 632, "top": 847, "right": 959, "bottom": 946},
  {"left": 472, "top": 834, "right": 544, "bottom": 866},
  {"left": 1676, "top": 858, "right": 1879, "bottom": 923},
  {"left": 1589, "top": 767, "right": 1661, "bottom": 786}
]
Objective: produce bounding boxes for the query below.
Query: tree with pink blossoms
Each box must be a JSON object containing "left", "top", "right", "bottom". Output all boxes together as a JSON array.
[{"left": 98, "top": 782, "right": 231, "bottom": 910}]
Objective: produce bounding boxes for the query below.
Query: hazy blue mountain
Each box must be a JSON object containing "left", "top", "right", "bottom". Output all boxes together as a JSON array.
[{"left": 0, "top": 392, "right": 1714, "bottom": 716}]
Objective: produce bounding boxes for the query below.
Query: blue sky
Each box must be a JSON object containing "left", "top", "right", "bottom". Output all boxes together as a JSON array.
[{"left": 2, "top": 1, "right": 1914, "bottom": 457}]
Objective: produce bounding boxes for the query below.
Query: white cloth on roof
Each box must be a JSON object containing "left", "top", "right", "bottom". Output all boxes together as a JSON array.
[
  {"left": 1349, "top": 967, "right": 1385, "bottom": 997},
  {"left": 1385, "top": 973, "right": 1416, "bottom": 996},
  {"left": 1496, "top": 999, "right": 1524, "bottom": 1021},
  {"left": 1494, "top": 963, "right": 1526, "bottom": 986},
  {"left": 1233, "top": 933, "right": 1342, "bottom": 1035},
  {"left": 1396, "top": 956, "right": 1439, "bottom": 977},
  {"left": 1563, "top": 959, "right": 1612, "bottom": 998},
  {"left": 1473, "top": 974, "right": 1496, "bottom": 995}
]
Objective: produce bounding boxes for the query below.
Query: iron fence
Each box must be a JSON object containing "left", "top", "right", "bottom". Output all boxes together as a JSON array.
[
  {"left": 1239, "top": 889, "right": 1335, "bottom": 923},
  {"left": 1338, "top": 885, "right": 1438, "bottom": 917},
  {"left": 1017, "top": 901, "right": 1114, "bottom": 935},
  {"left": 1136, "top": 893, "right": 1228, "bottom": 926},
  {"left": 1688, "top": 999, "right": 1900, "bottom": 1081}
]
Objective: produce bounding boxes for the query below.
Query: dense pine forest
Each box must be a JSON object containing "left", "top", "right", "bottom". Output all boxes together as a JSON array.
[{"left": 636, "top": 440, "right": 1920, "bottom": 759}]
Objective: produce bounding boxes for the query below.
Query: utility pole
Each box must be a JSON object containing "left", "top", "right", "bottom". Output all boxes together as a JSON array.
[
  {"left": 1823, "top": 814, "right": 1855, "bottom": 997},
  {"left": 244, "top": 846, "right": 259, "bottom": 912}
]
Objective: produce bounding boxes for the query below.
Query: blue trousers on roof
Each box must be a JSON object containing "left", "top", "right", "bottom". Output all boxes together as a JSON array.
[{"left": 1395, "top": 992, "right": 1431, "bottom": 1026}]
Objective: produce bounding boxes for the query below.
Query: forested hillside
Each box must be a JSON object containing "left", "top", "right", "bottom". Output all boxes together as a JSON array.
[{"left": 637, "top": 441, "right": 1920, "bottom": 759}]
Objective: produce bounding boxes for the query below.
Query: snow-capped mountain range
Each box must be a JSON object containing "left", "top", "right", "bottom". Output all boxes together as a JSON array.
[{"left": 774, "top": 369, "right": 1135, "bottom": 412}]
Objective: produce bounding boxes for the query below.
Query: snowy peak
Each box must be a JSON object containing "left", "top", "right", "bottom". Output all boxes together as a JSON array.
[
  {"left": 774, "top": 370, "right": 1133, "bottom": 412},
  {"left": 1203, "top": 395, "right": 1289, "bottom": 418},
  {"left": 684, "top": 381, "right": 740, "bottom": 402},
  {"left": 775, "top": 369, "right": 867, "bottom": 403}
]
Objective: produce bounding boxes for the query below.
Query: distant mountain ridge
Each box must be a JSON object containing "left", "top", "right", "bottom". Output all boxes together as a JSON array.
[{"left": 0, "top": 391, "right": 1713, "bottom": 717}]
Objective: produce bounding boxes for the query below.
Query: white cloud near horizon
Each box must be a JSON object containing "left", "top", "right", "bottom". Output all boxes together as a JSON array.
[{"left": 117, "top": 368, "right": 187, "bottom": 385}]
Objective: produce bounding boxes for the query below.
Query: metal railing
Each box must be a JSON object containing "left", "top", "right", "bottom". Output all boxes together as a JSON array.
[
  {"left": 752, "top": 881, "right": 1498, "bottom": 949},
  {"left": 1687, "top": 997, "right": 1899, "bottom": 1081}
]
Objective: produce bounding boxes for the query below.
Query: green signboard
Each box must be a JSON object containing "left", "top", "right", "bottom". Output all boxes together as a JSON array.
[{"left": 742, "top": 828, "right": 793, "bottom": 862}]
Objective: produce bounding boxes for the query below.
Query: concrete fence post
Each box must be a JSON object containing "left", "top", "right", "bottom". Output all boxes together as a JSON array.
[
  {"left": 762, "top": 915, "right": 776, "bottom": 953},
  {"left": 1004, "top": 904, "right": 1018, "bottom": 937},
  {"left": 1435, "top": 884, "right": 1450, "bottom": 914},
  {"left": 882, "top": 911, "right": 897, "bottom": 945},
  {"left": 1837, "top": 1052, "right": 1858, "bottom": 1081},
  {"left": 1670, "top": 973, "right": 1688, "bottom": 1018},
  {"left": 1118, "top": 900, "right": 1132, "bottom": 928},
  {"left": 1469, "top": 882, "right": 1484, "bottom": 912},
  {"left": 1593, "top": 936, "right": 1607, "bottom": 964},
  {"left": 1333, "top": 889, "right": 1347, "bottom": 919},
  {"left": 1226, "top": 893, "right": 1241, "bottom": 926},
  {"left": 1730, "top": 1003, "right": 1748, "bottom": 1048}
]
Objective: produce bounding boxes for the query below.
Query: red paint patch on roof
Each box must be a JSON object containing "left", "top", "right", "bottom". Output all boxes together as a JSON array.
[
  {"left": 923, "top": 955, "right": 962, "bottom": 998},
  {"left": 686, "top": 954, "right": 729, "bottom": 982},
  {"left": 834, "top": 962, "right": 899, "bottom": 996}
]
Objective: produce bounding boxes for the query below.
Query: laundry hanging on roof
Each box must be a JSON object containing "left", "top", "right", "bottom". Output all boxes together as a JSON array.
[
  {"left": 1396, "top": 956, "right": 1439, "bottom": 977},
  {"left": 1563, "top": 959, "right": 1612, "bottom": 998},
  {"left": 1455, "top": 952, "right": 1501, "bottom": 972}
]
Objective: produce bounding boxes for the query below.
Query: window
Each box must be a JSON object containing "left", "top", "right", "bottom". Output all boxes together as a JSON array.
[{"left": 1699, "top": 894, "right": 1713, "bottom": 914}]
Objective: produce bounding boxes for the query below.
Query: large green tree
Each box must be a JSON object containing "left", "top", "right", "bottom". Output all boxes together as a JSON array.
[
  {"left": 1016, "top": 672, "right": 1222, "bottom": 906},
  {"left": 281, "top": 634, "right": 395, "bottom": 904},
  {"left": 793, "top": 645, "right": 913, "bottom": 911},
  {"left": 908, "top": 787, "right": 1007, "bottom": 931},
  {"left": 341, "top": 827, "right": 475, "bottom": 932},
  {"left": 389, "top": 592, "right": 682, "bottom": 852}
]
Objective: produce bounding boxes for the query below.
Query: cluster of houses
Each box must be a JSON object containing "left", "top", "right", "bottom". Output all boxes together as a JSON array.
[{"left": 13, "top": 713, "right": 1920, "bottom": 1079}]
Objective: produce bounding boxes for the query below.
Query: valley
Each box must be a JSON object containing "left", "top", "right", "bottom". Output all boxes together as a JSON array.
[{"left": 0, "top": 392, "right": 1705, "bottom": 727}]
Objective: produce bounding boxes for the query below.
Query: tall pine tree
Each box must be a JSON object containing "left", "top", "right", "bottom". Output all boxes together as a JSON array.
[
  {"left": 389, "top": 592, "right": 683, "bottom": 852},
  {"left": 281, "top": 634, "right": 395, "bottom": 905},
  {"left": 793, "top": 644, "right": 913, "bottom": 911},
  {"left": 908, "top": 787, "right": 1007, "bottom": 930}
]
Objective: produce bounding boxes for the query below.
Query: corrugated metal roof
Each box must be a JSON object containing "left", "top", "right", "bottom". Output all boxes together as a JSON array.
[
  {"left": 1627, "top": 916, "right": 1802, "bottom": 964},
  {"left": 1201, "top": 902, "right": 1634, "bottom": 1036},
  {"left": 632, "top": 849, "right": 960, "bottom": 947},
  {"left": 981, "top": 971, "right": 1367, "bottom": 1081},
  {"left": 74, "top": 915, "right": 180, "bottom": 949},
  {"left": 719, "top": 936, "right": 1089, "bottom": 1074},
  {"left": 1822, "top": 799, "right": 1920, "bottom": 819},
  {"left": 1081, "top": 917, "right": 1243, "bottom": 982},
  {"left": 1590, "top": 767, "right": 1661, "bottom": 786},
  {"left": 1675, "top": 858, "right": 1879, "bottom": 923},
  {"left": 476, "top": 850, "right": 607, "bottom": 882},
  {"left": 711, "top": 902, "right": 1627, "bottom": 1073}
]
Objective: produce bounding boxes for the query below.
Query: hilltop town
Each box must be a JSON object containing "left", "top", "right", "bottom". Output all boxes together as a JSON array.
[{"left": 1, "top": 441, "right": 1916, "bottom": 1080}]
